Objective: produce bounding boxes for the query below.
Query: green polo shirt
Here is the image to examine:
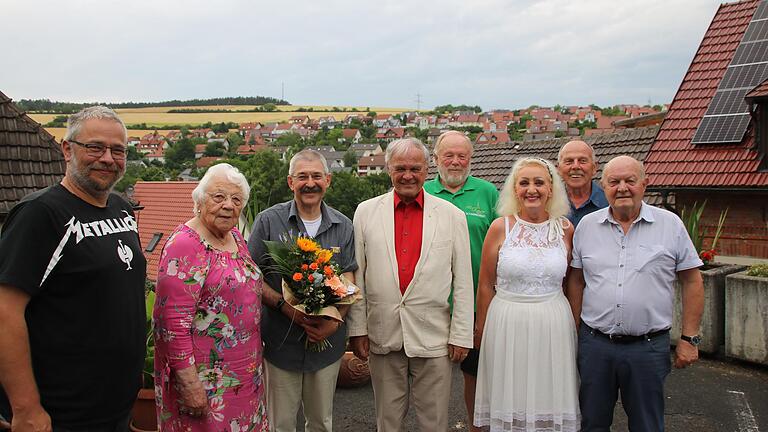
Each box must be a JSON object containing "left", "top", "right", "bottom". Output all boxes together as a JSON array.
[{"left": 425, "top": 175, "right": 498, "bottom": 307}]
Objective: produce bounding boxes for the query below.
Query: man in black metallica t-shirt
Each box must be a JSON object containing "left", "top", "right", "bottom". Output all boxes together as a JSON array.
[{"left": 0, "top": 106, "right": 146, "bottom": 432}]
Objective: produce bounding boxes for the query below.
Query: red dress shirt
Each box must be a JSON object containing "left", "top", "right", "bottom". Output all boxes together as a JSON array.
[{"left": 394, "top": 190, "right": 424, "bottom": 294}]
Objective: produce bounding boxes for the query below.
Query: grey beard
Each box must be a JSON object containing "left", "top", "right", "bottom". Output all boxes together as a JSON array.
[
  {"left": 438, "top": 166, "right": 470, "bottom": 188},
  {"left": 68, "top": 158, "right": 123, "bottom": 197}
]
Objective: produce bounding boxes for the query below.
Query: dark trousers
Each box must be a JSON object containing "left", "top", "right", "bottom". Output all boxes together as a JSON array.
[
  {"left": 53, "top": 413, "right": 130, "bottom": 432},
  {"left": 577, "top": 324, "right": 671, "bottom": 432}
]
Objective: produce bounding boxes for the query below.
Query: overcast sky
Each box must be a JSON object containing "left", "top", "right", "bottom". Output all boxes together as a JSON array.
[{"left": 2, "top": 0, "right": 726, "bottom": 110}]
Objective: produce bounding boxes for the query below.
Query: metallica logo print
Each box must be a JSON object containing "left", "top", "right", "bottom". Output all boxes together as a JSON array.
[
  {"left": 41, "top": 210, "right": 139, "bottom": 286},
  {"left": 0, "top": 184, "right": 147, "bottom": 427}
]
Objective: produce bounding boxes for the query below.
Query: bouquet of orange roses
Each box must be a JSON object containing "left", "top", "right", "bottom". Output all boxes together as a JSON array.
[{"left": 264, "top": 234, "right": 361, "bottom": 351}]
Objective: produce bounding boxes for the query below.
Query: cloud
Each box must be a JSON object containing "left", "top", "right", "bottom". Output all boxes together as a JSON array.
[{"left": 1, "top": 0, "right": 723, "bottom": 108}]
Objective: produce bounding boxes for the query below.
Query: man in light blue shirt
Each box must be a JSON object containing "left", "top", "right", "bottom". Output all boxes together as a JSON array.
[
  {"left": 566, "top": 156, "right": 704, "bottom": 431},
  {"left": 557, "top": 140, "right": 608, "bottom": 226}
]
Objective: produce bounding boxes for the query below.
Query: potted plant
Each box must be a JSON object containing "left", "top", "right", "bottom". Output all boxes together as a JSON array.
[
  {"left": 130, "top": 281, "right": 158, "bottom": 432},
  {"left": 680, "top": 201, "right": 727, "bottom": 267},
  {"left": 726, "top": 263, "right": 768, "bottom": 365},
  {"left": 671, "top": 202, "right": 745, "bottom": 353}
]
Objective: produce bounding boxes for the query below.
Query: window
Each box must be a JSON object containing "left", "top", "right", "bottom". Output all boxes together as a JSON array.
[
  {"left": 145, "top": 233, "right": 163, "bottom": 252},
  {"left": 757, "top": 102, "right": 768, "bottom": 170}
]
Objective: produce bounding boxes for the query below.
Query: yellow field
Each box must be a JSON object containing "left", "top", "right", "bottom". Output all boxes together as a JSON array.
[
  {"left": 30, "top": 105, "right": 410, "bottom": 132},
  {"left": 116, "top": 105, "right": 407, "bottom": 113}
]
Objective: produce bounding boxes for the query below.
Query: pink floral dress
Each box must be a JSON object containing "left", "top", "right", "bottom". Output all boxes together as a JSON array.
[{"left": 153, "top": 224, "right": 268, "bottom": 431}]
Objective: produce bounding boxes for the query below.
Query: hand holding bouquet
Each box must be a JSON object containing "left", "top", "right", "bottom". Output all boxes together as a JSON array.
[{"left": 264, "top": 235, "right": 361, "bottom": 351}]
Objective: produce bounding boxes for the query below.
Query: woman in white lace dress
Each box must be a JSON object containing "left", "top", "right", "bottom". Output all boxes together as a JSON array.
[{"left": 473, "top": 157, "right": 580, "bottom": 432}]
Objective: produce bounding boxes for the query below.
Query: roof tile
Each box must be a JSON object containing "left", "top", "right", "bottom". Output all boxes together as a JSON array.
[
  {"left": 133, "top": 181, "right": 199, "bottom": 281},
  {"left": 646, "top": 0, "right": 768, "bottom": 189},
  {"left": 0, "top": 91, "right": 66, "bottom": 218}
]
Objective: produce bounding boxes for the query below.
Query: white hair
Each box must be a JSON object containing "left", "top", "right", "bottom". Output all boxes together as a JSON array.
[
  {"left": 289, "top": 149, "right": 329, "bottom": 175},
  {"left": 192, "top": 163, "right": 250, "bottom": 212},
  {"left": 497, "top": 157, "right": 570, "bottom": 219},
  {"left": 385, "top": 137, "right": 429, "bottom": 165},
  {"left": 64, "top": 106, "right": 127, "bottom": 142},
  {"left": 433, "top": 130, "right": 473, "bottom": 156}
]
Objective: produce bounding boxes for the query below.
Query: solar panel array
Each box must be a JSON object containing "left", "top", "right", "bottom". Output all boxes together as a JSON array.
[{"left": 692, "top": 0, "right": 768, "bottom": 144}]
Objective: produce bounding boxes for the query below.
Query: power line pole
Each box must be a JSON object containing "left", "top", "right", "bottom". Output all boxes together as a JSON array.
[
  {"left": 282, "top": 82, "right": 285, "bottom": 101},
  {"left": 415, "top": 92, "right": 423, "bottom": 111}
]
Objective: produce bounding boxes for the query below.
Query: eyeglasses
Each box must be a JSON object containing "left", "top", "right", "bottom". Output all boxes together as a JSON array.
[
  {"left": 68, "top": 140, "right": 127, "bottom": 160},
  {"left": 291, "top": 173, "right": 326, "bottom": 182},
  {"left": 208, "top": 192, "right": 244, "bottom": 207}
]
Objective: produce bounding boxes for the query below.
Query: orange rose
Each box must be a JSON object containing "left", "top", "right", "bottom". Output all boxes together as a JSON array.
[
  {"left": 301, "top": 264, "right": 309, "bottom": 271},
  {"left": 292, "top": 273, "right": 303, "bottom": 281},
  {"left": 297, "top": 237, "right": 319, "bottom": 253},
  {"left": 309, "top": 262, "right": 319, "bottom": 270},
  {"left": 324, "top": 265, "right": 334, "bottom": 276}
]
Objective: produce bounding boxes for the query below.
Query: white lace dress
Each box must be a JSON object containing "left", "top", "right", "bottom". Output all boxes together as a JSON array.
[{"left": 474, "top": 217, "right": 580, "bottom": 432}]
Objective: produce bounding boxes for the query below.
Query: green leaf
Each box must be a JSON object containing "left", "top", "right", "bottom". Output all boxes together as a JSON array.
[
  {"left": 221, "top": 376, "right": 241, "bottom": 388},
  {"left": 145, "top": 291, "right": 156, "bottom": 322},
  {"left": 209, "top": 349, "right": 220, "bottom": 365}
]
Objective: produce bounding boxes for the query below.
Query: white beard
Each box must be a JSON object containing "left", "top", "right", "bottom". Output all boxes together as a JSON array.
[{"left": 438, "top": 165, "right": 470, "bottom": 188}]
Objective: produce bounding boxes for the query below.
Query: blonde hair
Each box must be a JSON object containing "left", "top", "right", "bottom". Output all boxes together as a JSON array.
[{"left": 497, "top": 157, "right": 570, "bottom": 219}]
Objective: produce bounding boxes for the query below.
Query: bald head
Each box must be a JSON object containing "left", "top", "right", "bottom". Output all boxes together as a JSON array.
[
  {"left": 557, "top": 140, "right": 594, "bottom": 163},
  {"left": 602, "top": 156, "right": 645, "bottom": 182},
  {"left": 601, "top": 156, "right": 648, "bottom": 218}
]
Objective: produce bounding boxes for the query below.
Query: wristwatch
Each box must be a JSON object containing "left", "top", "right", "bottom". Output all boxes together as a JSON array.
[{"left": 680, "top": 334, "right": 701, "bottom": 346}]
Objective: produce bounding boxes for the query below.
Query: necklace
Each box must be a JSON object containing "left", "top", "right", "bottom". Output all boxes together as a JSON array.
[{"left": 196, "top": 218, "right": 230, "bottom": 247}]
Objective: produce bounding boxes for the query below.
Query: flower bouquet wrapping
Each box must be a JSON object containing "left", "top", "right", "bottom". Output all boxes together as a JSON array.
[{"left": 264, "top": 235, "right": 361, "bottom": 351}]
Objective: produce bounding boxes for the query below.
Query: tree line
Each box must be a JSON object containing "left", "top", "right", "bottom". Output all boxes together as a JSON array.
[{"left": 17, "top": 96, "right": 290, "bottom": 113}]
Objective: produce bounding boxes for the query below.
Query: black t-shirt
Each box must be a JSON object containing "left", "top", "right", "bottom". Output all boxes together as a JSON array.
[{"left": 0, "top": 184, "right": 147, "bottom": 428}]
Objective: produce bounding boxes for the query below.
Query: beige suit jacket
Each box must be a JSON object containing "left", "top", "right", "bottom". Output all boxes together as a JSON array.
[{"left": 347, "top": 190, "right": 474, "bottom": 357}]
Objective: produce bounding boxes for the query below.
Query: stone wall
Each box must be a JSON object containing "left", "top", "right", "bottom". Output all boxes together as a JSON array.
[{"left": 725, "top": 271, "right": 768, "bottom": 365}]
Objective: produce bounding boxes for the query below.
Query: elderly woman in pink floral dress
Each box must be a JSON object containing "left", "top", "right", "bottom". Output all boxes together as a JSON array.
[{"left": 153, "top": 163, "right": 268, "bottom": 431}]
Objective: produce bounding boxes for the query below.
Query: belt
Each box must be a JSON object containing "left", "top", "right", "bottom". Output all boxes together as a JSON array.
[{"left": 582, "top": 321, "right": 669, "bottom": 344}]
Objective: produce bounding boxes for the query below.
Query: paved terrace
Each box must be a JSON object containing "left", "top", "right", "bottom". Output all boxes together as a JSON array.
[{"left": 302, "top": 355, "right": 768, "bottom": 431}]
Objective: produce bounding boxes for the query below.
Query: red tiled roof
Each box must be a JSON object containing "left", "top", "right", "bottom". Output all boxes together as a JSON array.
[
  {"left": 358, "top": 154, "right": 385, "bottom": 167},
  {"left": 237, "top": 144, "right": 267, "bottom": 154},
  {"left": 133, "top": 181, "right": 197, "bottom": 281},
  {"left": 196, "top": 156, "right": 222, "bottom": 168},
  {"left": 745, "top": 77, "right": 768, "bottom": 99},
  {"left": 596, "top": 116, "right": 628, "bottom": 129},
  {"left": 341, "top": 129, "right": 359, "bottom": 139},
  {"left": 646, "top": 0, "right": 768, "bottom": 188},
  {"left": 456, "top": 126, "right": 660, "bottom": 189},
  {"left": 475, "top": 132, "right": 511, "bottom": 145}
]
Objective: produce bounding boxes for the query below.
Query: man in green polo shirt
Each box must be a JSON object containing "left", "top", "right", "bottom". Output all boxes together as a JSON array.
[{"left": 424, "top": 130, "right": 498, "bottom": 432}]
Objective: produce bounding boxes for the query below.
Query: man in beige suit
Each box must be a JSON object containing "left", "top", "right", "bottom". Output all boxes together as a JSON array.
[{"left": 348, "top": 137, "right": 474, "bottom": 432}]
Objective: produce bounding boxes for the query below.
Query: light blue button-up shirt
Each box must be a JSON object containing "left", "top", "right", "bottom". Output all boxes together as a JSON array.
[{"left": 571, "top": 202, "right": 702, "bottom": 336}]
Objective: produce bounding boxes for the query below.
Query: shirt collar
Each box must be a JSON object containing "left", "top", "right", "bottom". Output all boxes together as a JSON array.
[
  {"left": 394, "top": 189, "right": 425, "bottom": 208},
  {"left": 603, "top": 201, "right": 654, "bottom": 225},
  {"left": 588, "top": 180, "right": 609, "bottom": 207},
  {"left": 288, "top": 200, "right": 340, "bottom": 225}
]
